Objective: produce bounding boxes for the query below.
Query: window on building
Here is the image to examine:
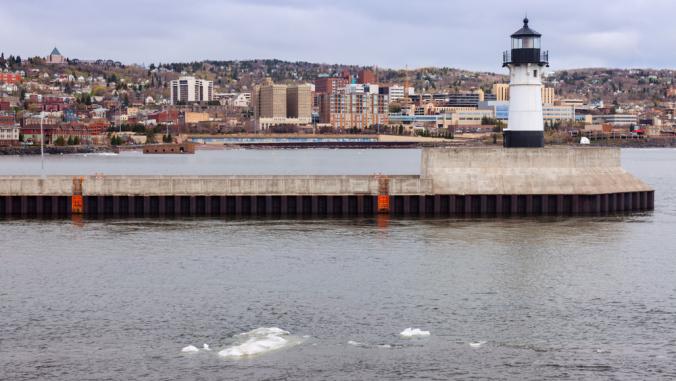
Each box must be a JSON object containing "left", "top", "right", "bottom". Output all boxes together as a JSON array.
[{"left": 533, "top": 70, "right": 538, "bottom": 78}]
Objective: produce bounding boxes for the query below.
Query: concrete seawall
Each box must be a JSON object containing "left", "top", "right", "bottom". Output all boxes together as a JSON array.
[{"left": 0, "top": 147, "right": 654, "bottom": 217}]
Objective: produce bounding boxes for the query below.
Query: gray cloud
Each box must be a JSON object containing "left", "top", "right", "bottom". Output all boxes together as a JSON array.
[{"left": 1, "top": 0, "right": 675, "bottom": 72}]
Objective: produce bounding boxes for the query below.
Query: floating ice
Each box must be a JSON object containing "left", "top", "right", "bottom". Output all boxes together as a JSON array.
[
  {"left": 218, "top": 327, "right": 301, "bottom": 358},
  {"left": 347, "top": 340, "right": 365, "bottom": 347},
  {"left": 203, "top": 344, "right": 211, "bottom": 351},
  {"left": 399, "top": 328, "right": 431, "bottom": 338},
  {"left": 469, "top": 341, "right": 487, "bottom": 348},
  {"left": 181, "top": 345, "right": 199, "bottom": 353}
]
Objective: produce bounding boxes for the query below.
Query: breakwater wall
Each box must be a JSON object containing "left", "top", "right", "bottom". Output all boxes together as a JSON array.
[{"left": 0, "top": 147, "right": 654, "bottom": 217}]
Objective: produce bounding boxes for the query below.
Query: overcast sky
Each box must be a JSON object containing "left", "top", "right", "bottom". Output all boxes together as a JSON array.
[{"left": 1, "top": 0, "right": 674, "bottom": 72}]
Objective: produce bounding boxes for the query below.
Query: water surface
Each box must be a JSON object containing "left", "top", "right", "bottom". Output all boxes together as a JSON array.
[{"left": 1, "top": 149, "right": 675, "bottom": 380}]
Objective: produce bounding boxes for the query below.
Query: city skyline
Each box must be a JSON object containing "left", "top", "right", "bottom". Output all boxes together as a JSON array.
[{"left": 2, "top": 0, "right": 674, "bottom": 72}]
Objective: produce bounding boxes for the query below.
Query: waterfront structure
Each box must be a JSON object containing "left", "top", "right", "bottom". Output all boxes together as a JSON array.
[
  {"left": 502, "top": 18, "right": 549, "bottom": 147},
  {"left": 170, "top": 76, "right": 213, "bottom": 104},
  {"left": 46, "top": 48, "right": 65, "bottom": 64},
  {"left": 0, "top": 147, "right": 653, "bottom": 217}
]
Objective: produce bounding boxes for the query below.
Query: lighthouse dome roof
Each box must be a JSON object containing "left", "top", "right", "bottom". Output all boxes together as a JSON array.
[{"left": 511, "top": 18, "right": 541, "bottom": 38}]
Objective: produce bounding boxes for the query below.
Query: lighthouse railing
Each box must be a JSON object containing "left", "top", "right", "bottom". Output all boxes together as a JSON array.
[{"left": 503, "top": 50, "right": 549, "bottom": 66}]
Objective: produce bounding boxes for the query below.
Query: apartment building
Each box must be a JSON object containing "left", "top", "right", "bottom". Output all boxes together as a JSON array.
[
  {"left": 170, "top": 76, "right": 214, "bottom": 104},
  {"left": 319, "top": 84, "right": 389, "bottom": 130},
  {"left": 315, "top": 76, "right": 348, "bottom": 94}
]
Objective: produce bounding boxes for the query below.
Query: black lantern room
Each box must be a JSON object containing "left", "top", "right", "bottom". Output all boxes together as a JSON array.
[{"left": 503, "top": 18, "right": 549, "bottom": 67}]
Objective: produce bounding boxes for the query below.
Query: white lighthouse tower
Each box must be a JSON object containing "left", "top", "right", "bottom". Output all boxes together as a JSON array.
[{"left": 503, "top": 18, "right": 549, "bottom": 148}]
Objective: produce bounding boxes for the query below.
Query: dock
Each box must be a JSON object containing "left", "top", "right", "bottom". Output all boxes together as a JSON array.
[{"left": 0, "top": 147, "right": 654, "bottom": 217}]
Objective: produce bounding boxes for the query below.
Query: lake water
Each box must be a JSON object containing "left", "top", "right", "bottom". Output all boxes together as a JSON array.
[{"left": 1, "top": 149, "right": 675, "bottom": 380}]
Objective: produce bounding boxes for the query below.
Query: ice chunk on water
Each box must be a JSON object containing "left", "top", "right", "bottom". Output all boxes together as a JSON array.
[
  {"left": 203, "top": 344, "right": 211, "bottom": 351},
  {"left": 218, "top": 327, "right": 300, "bottom": 358},
  {"left": 399, "top": 328, "right": 430, "bottom": 338},
  {"left": 469, "top": 341, "right": 487, "bottom": 348},
  {"left": 347, "top": 340, "right": 365, "bottom": 347},
  {"left": 181, "top": 345, "right": 199, "bottom": 353}
]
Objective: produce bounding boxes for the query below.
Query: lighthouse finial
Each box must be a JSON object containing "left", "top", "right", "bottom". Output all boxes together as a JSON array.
[{"left": 524, "top": 13, "right": 529, "bottom": 26}]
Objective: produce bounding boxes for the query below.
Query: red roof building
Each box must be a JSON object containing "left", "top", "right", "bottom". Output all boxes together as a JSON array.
[{"left": 0, "top": 72, "right": 22, "bottom": 84}]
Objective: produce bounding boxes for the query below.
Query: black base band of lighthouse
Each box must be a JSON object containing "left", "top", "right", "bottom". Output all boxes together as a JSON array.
[{"left": 503, "top": 131, "right": 545, "bottom": 148}]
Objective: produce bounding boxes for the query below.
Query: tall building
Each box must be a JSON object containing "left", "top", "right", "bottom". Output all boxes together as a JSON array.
[
  {"left": 541, "top": 86, "right": 555, "bottom": 105},
  {"left": 170, "top": 76, "right": 214, "bottom": 104},
  {"left": 384, "top": 85, "right": 406, "bottom": 101},
  {"left": 252, "top": 83, "right": 312, "bottom": 129},
  {"left": 287, "top": 84, "right": 312, "bottom": 120},
  {"left": 357, "top": 69, "right": 376, "bottom": 84},
  {"left": 502, "top": 17, "right": 549, "bottom": 148},
  {"left": 315, "top": 76, "right": 348, "bottom": 95},
  {"left": 253, "top": 84, "right": 287, "bottom": 119},
  {"left": 493, "top": 83, "right": 510, "bottom": 101},
  {"left": 319, "top": 84, "right": 389, "bottom": 130}
]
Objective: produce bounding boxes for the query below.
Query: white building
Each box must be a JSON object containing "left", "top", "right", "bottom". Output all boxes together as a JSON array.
[
  {"left": 345, "top": 84, "right": 379, "bottom": 95},
  {"left": 503, "top": 18, "right": 549, "bottom": 147},
  {"left": 0, "top": 125, "right": 20, "bottom": 143},
  {"left": 215, "top": 92, "right": 251, "bottom": 107},
  {"left": 388, "top": 85, "right": 406, "bottom": 101},
  {"left": 170, "top": 76, "right": 214, "bottom": 104}
]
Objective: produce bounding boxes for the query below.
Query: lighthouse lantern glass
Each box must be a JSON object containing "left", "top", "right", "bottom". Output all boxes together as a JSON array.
[{"left": 512, "top": 36, "right": 540, "bottom": 49}]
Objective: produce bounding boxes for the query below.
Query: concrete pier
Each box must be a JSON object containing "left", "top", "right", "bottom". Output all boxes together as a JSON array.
[{"left": 0, "top": 147, "right": 654, "bottom": 217}]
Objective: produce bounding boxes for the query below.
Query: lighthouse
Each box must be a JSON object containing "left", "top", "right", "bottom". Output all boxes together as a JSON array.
[{"left": 502, "top": 18, "right": 549, "bottom": 148}]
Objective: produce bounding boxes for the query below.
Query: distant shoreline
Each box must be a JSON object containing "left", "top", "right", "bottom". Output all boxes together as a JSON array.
[
  {"left": 0, "top": 146, "right": 115, "bottom": 156},
  {"left": 1, "top": 139, "right": 674, "bottom": 155}
]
